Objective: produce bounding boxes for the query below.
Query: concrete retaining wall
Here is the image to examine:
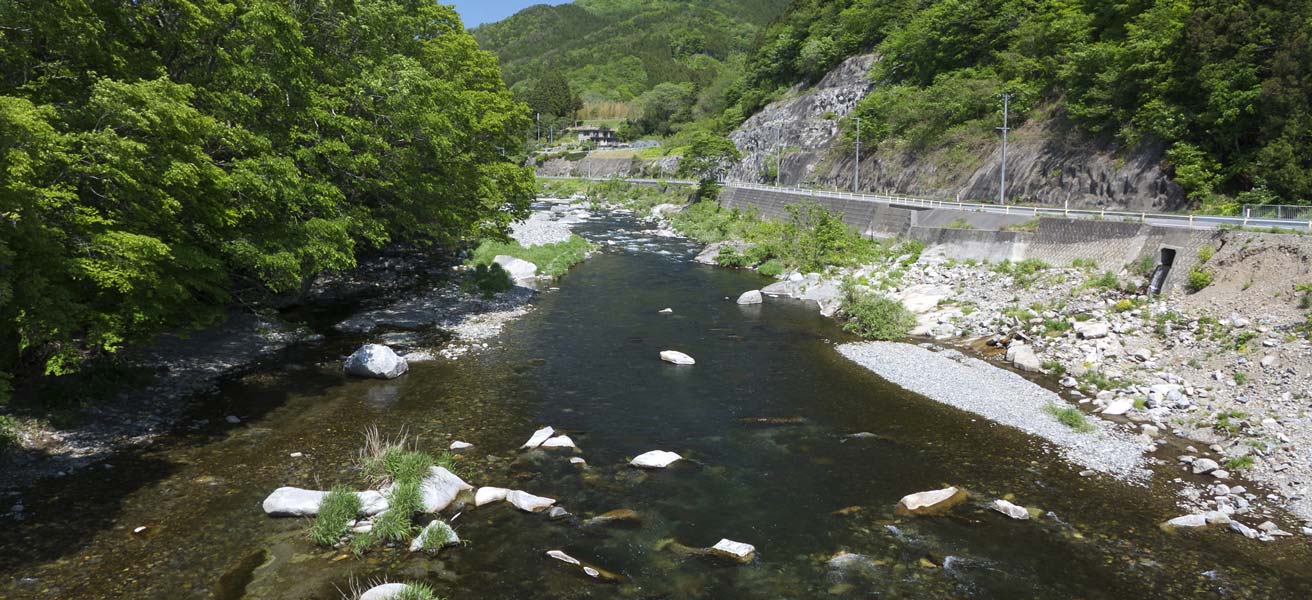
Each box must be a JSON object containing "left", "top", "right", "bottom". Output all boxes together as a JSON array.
[{"left": 718, "top": 186, "right": 1221, "bottom": 291}]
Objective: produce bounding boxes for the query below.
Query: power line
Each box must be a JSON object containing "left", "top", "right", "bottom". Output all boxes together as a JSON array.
[{"left": 997, "top": 93, "right": 1013, "bottom": 205}]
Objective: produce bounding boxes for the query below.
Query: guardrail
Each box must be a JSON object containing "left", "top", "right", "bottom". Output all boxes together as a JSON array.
[{"left": 539, "top": 175, "right": 1311, "bottom": 232}]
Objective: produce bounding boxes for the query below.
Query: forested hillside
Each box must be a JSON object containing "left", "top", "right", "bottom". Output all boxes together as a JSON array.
[
  {"left": 0, "top": 1, "right": 534, "bottom": 397},
  {"left": 723, "top": 0, "right": 1312, "bottom": 209},
  {"left": 474, "top": 0, "right": 789, "bottom": 131}
]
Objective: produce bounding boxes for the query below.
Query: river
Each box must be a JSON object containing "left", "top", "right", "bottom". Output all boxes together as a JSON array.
[{"left": 2, "top": 205, "right": 1310, "bottom": 599}]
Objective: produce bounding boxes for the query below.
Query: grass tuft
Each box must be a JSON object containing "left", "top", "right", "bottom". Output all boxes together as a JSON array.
[
  {"left": 311, "top": 487, "right": 361, "bottom": 546},
  {"left": 469, "top": 236, "right": 592, "bottom": 278},
  {"left": 1045, "top": 404, "right": 1095, "bottom": 433}
]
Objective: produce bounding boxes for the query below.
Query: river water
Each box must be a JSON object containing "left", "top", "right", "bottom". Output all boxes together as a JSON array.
[{"left": 2, "top": 206, "right": 1311, "bottom": 599}]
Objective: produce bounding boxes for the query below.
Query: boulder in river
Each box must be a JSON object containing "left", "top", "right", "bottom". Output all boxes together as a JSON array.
[
  {"left": 990, "top": 499, "right": 1030, "bottom": 520},
  {"left": 658, "top": 308, "right": 674, "bottom": 314},
  {"left": 261, "top": 487, "right": 387, "bottom": 517},
  {"left": 1008, "top": 345, "right": 1043, "bottom": 373},
  {"left": 709, "top": 539, "right": 757, "bottom": 563},
  {"left": 493, "top": 255, "right": 538, "bottom": 280},
  {"left": 409, "top": 519, "right": 460, "bottom": 552},
  {"left": 415, "top": 466, "right": 473, "bottom": 513},
  {"left": 659, "top": 351, "right": 695, "bottom": 365},
  {"left": 450, "top": 441, "right": 474, "bottom": 451},
  {"left": 1192, "top": 458, "right": 1221, "bottom": 474},
  {"left": 541, "top": 435, "right": 577, "bottom": 449},
  {"left": 582, "top": 508, "right": 643, "bottom": 528},
  {"left": 360, "top": 583, "right": 413, "bottom": 600},
  {"left": 475, "top": 487, "right": 510, "bottom": 507},
  {"left": 1102, "top": 399, "right": 1133, "bottom": 416},
  {"left": 631, "top": 450, "right": 682, "bottom": 469},
  {"left": 521, "top": 426, "right": 556, "bottom": 449},
  {"left": 546, "top": 550, "right": 624, "bottom": 583},
  {"left": 343, "top": 344, "right": 408, "bottom": 379},
  {"left": 506, "top": 490, "right": 556, "bottom": 513},
  {"left": 736, "top": 290, "right": 764, "bottom": 305},
  {"left": 895, "top": 486, "right": 968, "bottom": 516}
]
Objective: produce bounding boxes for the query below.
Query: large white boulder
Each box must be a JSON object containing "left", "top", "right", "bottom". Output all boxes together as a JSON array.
[
  {"left": 896, "top": 486, "right": 967, "bottom": 516},
  {"left": 506, "top": 490, "right": 556, "bottom": 513},
  {"left": 660, "top": 351, "right": 695, "bottom": 365},
  {"left": 344, "top": 344, "right": 408, "bottom": 379},
  {"left": 360, "top": 584, "right": 412, "bottom": 600},
  {"left": 475, "top": 487, "right": 510, "bottom": 507},
  {"left": 493, "top": 255, "right": 538, "bottom": 280},
  {"left": 1102, "top": 399, "right": 1133, "bottom": 416},
  {"left": 631, "top": 450, "right": 682, "bottom": 469},
  {"left": 415, "top": 466, "right": 473, "bottom": 513},
  {"left": 409, "top": 519, "right": 460, "bottom": 552},
  {"left": 541, "top": 435, "right": 577, "bottom": 449},
  {"left": 991, "top": 499, "right": 1030, "bottom": 520},
  {"left": 736, "top": 290, "right": 764, "bottom": 305},
  {"left": 261, "top": 487, "right": 387, "bottom": 517},
  {"left": 1009, "top": 345, "right": 1043, "bottom": 373},
  {"left": 710, "top": 539, "right": 756, "bottom": 563},
  {"left": 521, "top": 426, "right": 555, "bottom": 449},
  {"left": 1075, "top": 322, "right": 1110, "bottom": 339}
]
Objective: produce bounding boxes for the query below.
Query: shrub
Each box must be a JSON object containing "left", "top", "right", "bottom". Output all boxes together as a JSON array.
[
  {"left": 1042, "top": 319, "right": 1073, "bottom": 335},
  {"left": 842, "top": 294, "right": 917, "bottom": 340},
  {"left": 1085, "top": 271, "right": 1120, "bottom": 291},
  {"left": 1224, "top": 455, "right": 1255, "bottom": 471},
  {"left": 1045, "top": 404, "right": 1094, "bottom": 433},
  {"left": 1113, "top": 299, "right": 1135, "bottom": 313},
  {"left": 757, "top": 259, "right": 784, "bottom": 277},
  {"left": 715, "top": 246, "right": 751, "bottom": 268},
  {"left": 0, "top": 415, "right": 19, "bottom": 454},
  {"left": 310, "top": 487, "right": 361, "bottom": 546},
  {"left": 463, "top": 264, "right": 512, "bottom": 298},
  {"left": 1186, "top": 267, "right": 1214, "bottom": 292},
  {"left": 1197, "top": 245, "right": 1216, "bottom": 263},
  {"left": 469, "top": 235, "right": 591, "bottom": 278}
]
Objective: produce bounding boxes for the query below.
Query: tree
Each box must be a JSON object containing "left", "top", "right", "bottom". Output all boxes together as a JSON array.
[
  {"left": 524, "top": 72, "right": 582, "bottom": 120},
  {"left": 633, "top": 82, "right": 694, "bottom": 135},
  {"left": 678, "top": 132, "right": 741, "bottom": 199}
]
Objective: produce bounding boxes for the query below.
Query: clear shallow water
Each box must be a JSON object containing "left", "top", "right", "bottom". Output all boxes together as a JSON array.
[{"left": 3, "top": 208, "right": 1311, "bottom": 599}]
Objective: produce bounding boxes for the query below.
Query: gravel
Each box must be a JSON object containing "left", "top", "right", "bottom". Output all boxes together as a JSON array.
[
  {"left": 511, "top": 202, "right": 585, "bottom": 247},
  {"left": 837, "top": 341, "right": 1150, "bottom": 481}
]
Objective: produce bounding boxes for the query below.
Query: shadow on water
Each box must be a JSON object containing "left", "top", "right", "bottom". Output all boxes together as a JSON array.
[{"left": 2, "top": 207, "right": 1312, "bottom": 599}]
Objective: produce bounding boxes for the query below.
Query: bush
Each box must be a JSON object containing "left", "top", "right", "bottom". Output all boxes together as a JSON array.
[
  {"left": 1186, "top": 267, "right": 1214, "bottom": 293},
  {"left": 757, "top": 258, "right": 784, "bottom": 278},
  {"left": 1045, "top": 404, "right": 1094, "bottom": 433},
  {"left": 469, "top": 235, "right": 591, "bottom": 278},
  {"left": 1197, "top": 245, "right": 1216, "bottom": 263},
  {"left": 1224, "top": 455, "right": 1255, "bottom": 471},
  {"left": 310, "top": 487, "right": 361, "bottom": 546},
  {"left": 1113, "top": 299, "right": 1135, "bottom": 313},
  {"left": 463, "top": 263, "right": 512, "bottom": 298},
  {"left": 715, "top": 246, "right": 751, "bottom": 268},
  {"left": 842, "top": 294, "right": 917, "bottom": 340},
  {"left": 0, "top": 415, "right": 19, "bottom": 454}
]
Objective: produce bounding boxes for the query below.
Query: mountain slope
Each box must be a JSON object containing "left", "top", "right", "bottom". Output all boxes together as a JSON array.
[{"left": 474, "top": 0, "right": 790, "bottom": 110}]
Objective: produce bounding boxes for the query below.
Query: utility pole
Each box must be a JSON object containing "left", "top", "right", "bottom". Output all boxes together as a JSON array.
[
  {"left": 775, "top": 128, "right": 783, "bottom": 187},
  {"left": 536, "top": 113, "right": 541, "bottom": 143},
  {"left": 997, "top": 93, "right": 1013, "bottom": 205},
  {"left": 854, "top": 116, "right": 862, "bottom": 193}
]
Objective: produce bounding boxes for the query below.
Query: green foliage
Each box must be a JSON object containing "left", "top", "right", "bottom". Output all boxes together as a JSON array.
[
  {"left": 841, "top": 294, "right": 916, "bottom": 341},
  {"left": 469, "top": 236, "right": 592, "bottom": 279},
  {"left": 310, "top": 487, "right": 362, "bottom": 547},
  {"left": 1083, "top": 271, "right": 1121, "bottom": 292},
  {"left": 1224, "top": 455, "right": 1255, "bottom": 471},
  {"left": 1113, "top": 299, "right": 1136, "bottom": 313},
  {"left": 993, "top": 258, "right": 1050, "bottom": 288},
  {"left": 463, "top": 264, "right": 513, "bottom": 299},
  {"left": 757, "top": 259, "right": 785, "bottom": 278},
  {"left": 1214, "top": 410, "right": 1248, "bottom": 435},
  {"left": 1233, "top": 372, "right": 1249, "bottom": 385},
  {"left": 0, "top": 1, "right": 535, "bottom": 394},
  {"left": 418, "top": 520, "right": 460, "bottom": 553},
  {"left": 1197, "top": 245, "right": 1216, "bottom": 263},
  {"left": 715, "top": 246, "right": 751, "bottom": 268},
  {"left": 1042, "top": 319, "right": 1073, "bottom": 336},
  {"left": 1070, "top": 258, "right": 1098, "bottom": 270},
  {"left": 1129, "top": 254, "right": 1157, "bottom": 277},
  {"left": 1002, "top": 219, "right": 1039, "bottom": 232},
  {"left": 1078, "top": 370, "right": 1129, "bottom": 393},
  {"left": 394, "top": 583, "right": 442, "bottom": 600},
  {"left": 0, "top": 415, "right": 18, "bottom": 454},
  {"left": 1041, "top": 360, "right": 1066, "bottom": 377},
  {"left": 944, "top": 218, "right": 975, "bottom": 230},
  {"left": 678, "top": 132, "right": 742, "bottom": 191},
  {"left": 1045, "top": 404, "right": 1094, "bottom": 433},
  {"left": 1186, "top": 267, "right": 1215, "bottom": 293}
]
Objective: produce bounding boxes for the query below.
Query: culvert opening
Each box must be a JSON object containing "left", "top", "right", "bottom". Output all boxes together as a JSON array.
[{"left": 1148, "top": 247, "right": 1177, "bottom": 295}]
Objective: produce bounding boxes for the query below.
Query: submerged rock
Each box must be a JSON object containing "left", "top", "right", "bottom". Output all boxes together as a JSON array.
[
  {"left": 582, "top": 509, "right": 642, "bottom": 528},
  {"left": 736, "top": 290, "right": 764, "bottom": 305},
  {"left": 493, "top": 255, "right": 537, "bottom": 280},
  {"left": 521, "top": 426, "right": 556, "bottom": 449},
  {"left": 991, "top": 499, "right": 1030, "bottom": 520},
  {"left": 261, "top": 487, "right": 386, "bottom": 518},
  {"left": 343, "top": 344, "right": 408, "bottom": 379},
  {"left": 659, "top": 350, "right": 695, "bottom": 365},
  {"left": 546, "top": 550, "right": 624, "bottom": 583},
  {"left": 631, "top": 450, "right": 683, "bottom": 469},
  {"left": 896, "top": 486, "right": 968, "bottom": 516},
  {"left": 710, "top": 539, "right": 757, "bottom": 563}
]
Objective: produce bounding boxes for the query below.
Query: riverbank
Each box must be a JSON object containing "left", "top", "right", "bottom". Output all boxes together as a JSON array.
[{"left": 0, "top": 201, "right": 598, "bottom": 502}]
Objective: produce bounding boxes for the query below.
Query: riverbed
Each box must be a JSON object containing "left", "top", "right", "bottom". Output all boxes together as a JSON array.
[{"left": 2, "top": 207, "right": 1310, "bottom": 599}]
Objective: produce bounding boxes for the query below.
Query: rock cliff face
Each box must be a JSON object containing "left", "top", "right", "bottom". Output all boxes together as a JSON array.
[{"left": 729, "top": 56, "right": 1186, "bottom": 212}]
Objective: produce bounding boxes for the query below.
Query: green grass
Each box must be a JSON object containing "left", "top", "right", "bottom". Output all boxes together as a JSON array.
[
  {"left": 1197, "top": 245, "right": 1216, "bottom": 263},
  {"left": 395, "top": 583, "right": 442, "bottom": 600},
  {"left": 1081, "top": 271, "right": 1120, "bottom": 292},
  {"left": 944, "top": 217, "right": 975, "bottom": 230},
  {"left": 1002, "top": 219, "right": 1039, "bottom": 232},
  {"left": 841, "top": 294, "right": 917, "bottom": 341},
  {"left": 1071, "top": 258, "right": 1098, "bottom": 270},
  {"left": 469, "top": 235, "right": 592, "bottom": 278},
  {"left": 1224, "top": 455, "right": 1255, "bottom": 471},
  {"left": 1042, "top": 319, "right": 1073, "bottom": 336},
  {"left": 1112, "top": 299, "right": 1136, "bottom": 313},
  {"left": 1045, "top": 404, "right": 1095, "bottom": 433},
  {"left": 757, "top": 258, "right": 784, "bottom": 277},
  {"left": 1214, "top": 410, "right": 1248, "bottom": 434},
  {"left": 1233, "top": 372, "right": 1248, "bottom": 385},
  {"left": 462, "top": 263, "right": 512, "bottom": 298},
  {"left": 310, "top": 487, "right": 361, "bottom": 546},
  {"left": 1041, "top": 360, "right": 1066, "bottom": 376},
  {"left": 1077, "top": 370, "right": 1130, "bottom": 393},
  {"left": 418, "top": 520, "right": 459, "bottom": 553},
  {"left": 1186, "top": 267, "right": 1214, "bottom": 293},
  {"left": 0, "top": 415, "right": 19, "bottom": 454}
]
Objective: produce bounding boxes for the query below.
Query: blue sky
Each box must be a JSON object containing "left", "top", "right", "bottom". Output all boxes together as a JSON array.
[{"left": 447, "top": 1, "right": 571, "bottom": 28}]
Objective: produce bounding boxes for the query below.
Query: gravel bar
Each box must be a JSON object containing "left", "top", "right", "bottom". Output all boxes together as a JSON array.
[{"left": 838, "top": 341, "right": 1150, "bottom": 481}]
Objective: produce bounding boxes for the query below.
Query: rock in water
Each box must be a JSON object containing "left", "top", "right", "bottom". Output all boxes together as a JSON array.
[
  {"left": 1162, "top": 514, "right": 1209, "bottom": 529},
  {"left": 547, "top": 550, "right": 581, "bottom": 566},
  {"left": 991, "top": 499, "right": 1030, "bottom": 520},
  {"left": 1102, "top": 399, "right": 1133, "bottom": 416},
  {"left": 475, "top": 487, "right": 510, "bottom": 507},
  {"left": 660, "top": 350, "right": 695, "bottom": 365},
  {"left": 415, "top": 466, "right": 473, "bottom": 513},
  {"left": 450, "top": 441, "right": 474, "bottom": 451},
  {"left": 658, "top": 308, "right": 674, "bottom": 314},
  {"left": 343, "top": 344, "right": 408, "bottom": 379},
  {"left": 360, "top": 583, "right": 413, "bottom": 600},
  {"left": 736, "top": 290, "right": 764, "bottom": 305},
  {"left": 541, "top": 435, "right": 577, "bottom": 449},
  {"left": 493, "top": 255, "right": 538, "bottom": 280},
  {"left": 710, "top": 539, "right": 756, "bottom": 563},
  {"left": 409, "top": 520, "right": 460, "bottom": 552},
  {"left": 521, "top": 426, "right": 556, "bottom": 449},
  {"left": 1191, "top": 458, "right": 1220, "bottom": 474},
  {"left": 582, "top": 509, "right": 643, "bottom": 528},
  {"left": 895, "top": 486, "right": 968, "bottom": 516},
  {"left": 506, "top": 490, "right": 556, "bottom": 513},
  {"left": 261, "top": 487, "right": 386, "bottom": 518},
  {"left": 1010, "top": 345, "right": 1043, "bottom": 373},
  {"left": 631, "top": 450, "right": 683, "bottom": 469}
]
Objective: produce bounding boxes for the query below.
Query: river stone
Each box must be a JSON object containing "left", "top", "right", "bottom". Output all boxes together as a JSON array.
[
  {"left": 547, "top": 550, "right": 581, "bottom": 566},
  {"left": 991, "top": 499, "right": 1030, "bottom": 520},
  {"left": 1075, "top": 322, "right": 1109, "bottom": 339},
  {"left": 709, "top": 539, "right": 756, "bottom": 563},
  {"left": 1010, "top": 345, "right": 1043, "bottom": 373},
  {"left": 450, "top": 441, "right": 474, "bottom": 451},
  {"left": 493, "top": 255, "right": 537, "bottom": 280},
  {"left": 570, "top": 457, "right": 587, "bottom": 467},
  {"left": 1192, "top": 458, "right": 1221, "bottom": 475},
  {"left": 1162, "top": 514, "right": 1209, "bottom": 529},
  {"left": 541, "top": 435, "right": 577, "bottom": 449},
  {"left": 547, "top": 506, "right": 571, "bottom": 520},
  {"left": 261, "top": 487, "right": 386, "bottom": 518},
  {"left": 343, "top": 344, "right": 408, "bottom": 379},
  {"left": 416, "top": 466, "right": 473, "bottom": 513},
  {"left": 521, "top": 426, "right": 556, "bottom": 449},
  {"left": 360, "top": 583, "right": 412, "bottom": 600},
  {"left": 631, "top": 450, "right": 682, "bottom": 469},
  {"left": 583, "top": 508, "right": 642, "bottom": 528},
  {"left": 506, "top": 490, "right": 556, "bottom": 513},
  {"left": 1103, "top": 399, "right": 1133, "bottom": 416},
  {"left": 660, "top": 350, "right": 695, "bottom": 365},
  {"left": 658, "top": 308, "right": 674, "bottom": 314},
  {"left": 736, "top": 290, "right": 764, "bottom": 305},
  {"left": 475, "top": 487, "right": 509, "bottom": 507},
  {"left": 409, "top": 520, "right": 460, "bottom": 552},
  {"left": 896, "top": 486, "right": 968, "bottom": 516}
]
